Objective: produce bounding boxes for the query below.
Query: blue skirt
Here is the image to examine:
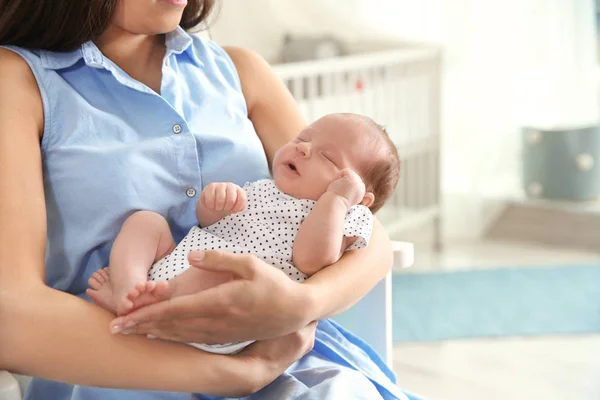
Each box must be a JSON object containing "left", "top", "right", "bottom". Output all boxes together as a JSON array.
[{"left": 200, "top": 319, "right": 423, "bottom": 400}]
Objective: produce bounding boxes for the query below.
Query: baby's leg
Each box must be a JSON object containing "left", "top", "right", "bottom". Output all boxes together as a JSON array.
[{"left": 86, "top": 211, "right": 175, "bottom": 316}]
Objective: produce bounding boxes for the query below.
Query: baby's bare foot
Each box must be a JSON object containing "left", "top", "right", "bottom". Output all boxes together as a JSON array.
[
  {"left": 118, "top": 280, "right": 171, "bottom": 316},
  {"left": 86, "top": 267, "right": 118, "bottom": 313},
  {"left": 87, "top": 268, "right": 171, "bottom": 316}
]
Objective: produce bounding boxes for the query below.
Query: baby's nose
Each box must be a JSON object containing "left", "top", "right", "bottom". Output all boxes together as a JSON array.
[{"left": 296, "top": 142, "right": 311, "bottom": 157}]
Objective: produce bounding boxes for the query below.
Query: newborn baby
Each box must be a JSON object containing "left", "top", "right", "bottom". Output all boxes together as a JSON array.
[{"left": 87, "top": 113, "right": 401, "bottom": 353}]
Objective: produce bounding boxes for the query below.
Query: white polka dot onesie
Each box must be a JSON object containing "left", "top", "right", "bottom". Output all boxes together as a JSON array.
[{"left": 148, "top": 179, "right": 373, "bottom": 353}]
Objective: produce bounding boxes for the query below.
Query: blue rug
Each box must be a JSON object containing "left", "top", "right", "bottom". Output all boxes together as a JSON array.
[{"left": 392, "top": 265, "right": 600, "bottom": 342}]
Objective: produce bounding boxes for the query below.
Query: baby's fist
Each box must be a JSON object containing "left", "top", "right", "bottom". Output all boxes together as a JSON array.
[
  {"left": 327, "top": 169, "right": 366, "bottom": 207},
  {"left": 201, "top": 182, "right": 247, "bottom": 213}
]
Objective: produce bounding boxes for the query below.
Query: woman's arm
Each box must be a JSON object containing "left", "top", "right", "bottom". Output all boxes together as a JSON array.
[
  {"left": 0, "top": 48, "right": 311, "bottom": 396},
  {"left": 304, "top": 218, "right": 392, "bottom": 318},
  {"left": 226, "top": 47, "right": 394, "bottom": 318},
  {"left": 223, "top": 46, "right": 306, "bottom": 162}
]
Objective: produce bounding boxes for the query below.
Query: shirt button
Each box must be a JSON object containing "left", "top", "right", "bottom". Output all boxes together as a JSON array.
[
  {"left": 173, "top": 124, "right": 182, "bottom": 134},
  {"left": 186, "top": 188, "right": 196, "bottom": 198}
]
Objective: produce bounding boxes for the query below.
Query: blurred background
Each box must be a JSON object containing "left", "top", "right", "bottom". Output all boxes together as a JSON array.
[{"left": 206, "top": 1, "right": 600, "bottom": 399}]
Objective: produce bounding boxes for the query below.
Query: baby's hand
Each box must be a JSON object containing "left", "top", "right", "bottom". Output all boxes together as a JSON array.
[
  {"left": 200, "top": 182, "right": 247, "bottom": 213},
  {"left": 326, "top": 169, "right": 366, "bottom": 207}
]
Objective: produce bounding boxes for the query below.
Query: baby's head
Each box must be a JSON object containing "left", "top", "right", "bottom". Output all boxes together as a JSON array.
[{"left": 273, "top": 113, "right": 400, "bottom": 213}]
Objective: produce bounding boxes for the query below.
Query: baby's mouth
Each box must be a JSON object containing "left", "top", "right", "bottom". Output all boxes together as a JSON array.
[{"left": 287, "top": 162, "right": 300, "bottom": 175}]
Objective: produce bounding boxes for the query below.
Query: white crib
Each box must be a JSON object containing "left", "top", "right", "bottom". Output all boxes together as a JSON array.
[{"left": 273, "top": 42, "right": 443, "bottom": 247}]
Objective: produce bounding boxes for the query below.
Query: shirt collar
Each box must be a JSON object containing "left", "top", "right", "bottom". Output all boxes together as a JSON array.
[
  {"left": 40, "top": 26, "right": 202, "bottom": 70},
  {"left": 165, "top": 26, "right": 195, "bottom": 58},
  {"left": 40, "top": 47, "right": 84, "bottom": 70}
]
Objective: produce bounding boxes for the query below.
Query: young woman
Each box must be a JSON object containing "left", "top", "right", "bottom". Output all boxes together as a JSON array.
[{"left": 0, "top": 0, "right": 417, "bottom": 398}]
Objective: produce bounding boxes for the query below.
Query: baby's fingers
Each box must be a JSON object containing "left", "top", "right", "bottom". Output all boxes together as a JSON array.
[
  {"left": 340, "top": 168, "right": 352, "bottom": 177},
  {"left": 201, "top": 186, "right": 216, "bottom": 210},
  {"left": 232, "top": 188, "right": 247, "bottom": 213},
  {"left": 223, "top": 184, "right": 239, "bottom": 211},
  {"left": 214, "top": 184, "right": 228, "bottom": 211}
]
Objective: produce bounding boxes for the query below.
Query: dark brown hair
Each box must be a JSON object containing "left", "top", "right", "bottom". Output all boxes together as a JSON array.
[
  {"left": 360, "top": 119, "right": 401, "bottom": 214},
  {"left": 0, "top": 0, "right": 217, "bottom": 52}
]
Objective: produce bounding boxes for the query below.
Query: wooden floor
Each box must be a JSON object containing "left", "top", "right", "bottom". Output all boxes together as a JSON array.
[{"left": 391, "top": 239, "right": 600, "bottom": 400}]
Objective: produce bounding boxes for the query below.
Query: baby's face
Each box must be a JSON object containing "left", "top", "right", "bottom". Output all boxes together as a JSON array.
[{"left": 273, "top": 114, "right": 375, "bottom": 201}]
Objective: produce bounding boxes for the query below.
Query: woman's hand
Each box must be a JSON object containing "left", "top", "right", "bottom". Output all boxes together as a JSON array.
[
  {"left": 237, "top": 321, "right": 317, "bottom": 394},
  {"left": 110, "top": 250, "right": 315, "bottom": 343}
]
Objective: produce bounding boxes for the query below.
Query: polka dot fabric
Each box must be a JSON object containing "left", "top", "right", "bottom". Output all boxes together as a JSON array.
[
  {"left": 344, "top": 206, "right": 373, "bottom": 251},
  {"left": 149, "top": 179, "right": 373, "bottom": 283},
  {"left": 148, "top": 179, "right": 373, "bottom": 354}
]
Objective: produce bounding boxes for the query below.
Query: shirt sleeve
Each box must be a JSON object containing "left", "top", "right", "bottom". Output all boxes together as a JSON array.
[{"left": 343, "top": 205, "right": 374, "bottom": 251}]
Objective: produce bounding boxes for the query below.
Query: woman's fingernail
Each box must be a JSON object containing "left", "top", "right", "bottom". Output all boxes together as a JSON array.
[
  {"left": 190, "top": 251, "right": 205, "bottom": 262},
  {"left": 147, "top": 334, "right": 157, "bottom": 339},
  {"left": 124, "top": 321, "right": 136, "bottom": 329},
  {"left": 111, "top": 325, "right": 122, "bottom": 334}
]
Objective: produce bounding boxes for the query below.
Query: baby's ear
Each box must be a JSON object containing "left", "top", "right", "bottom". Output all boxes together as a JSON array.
[{"left": 360, "top": 192, "right": 375, "bottom": 208}]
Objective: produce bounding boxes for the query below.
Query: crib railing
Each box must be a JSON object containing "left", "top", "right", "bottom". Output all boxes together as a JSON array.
[{"left": 273, "top": 46, "right": 442, "bottom": 248}]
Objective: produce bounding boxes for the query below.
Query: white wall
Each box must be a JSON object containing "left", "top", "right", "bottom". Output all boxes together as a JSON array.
[
  {"left": 209, "top": 0, "right": 402, "bottom": 62},
  {"left": 207, "top": 1, "right": 282, "bottom": 62},
  {"left": 209, "top": 0, "right": 599, "bottom": 239},
  {"left": 367, "top": 0, "right": 599, "bottom": 238}
]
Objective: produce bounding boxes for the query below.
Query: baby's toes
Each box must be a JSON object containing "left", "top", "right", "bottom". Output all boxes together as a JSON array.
[
  {"left": 87, "top": 276, "right": 102, "bottom": 290},
  {"left": 99, "top": 267, "right": 110, "bottom": 280},
  {"left": 144, "top": 281, "right": 156, "bottom": 292},
  {"left": 127, "top": 285, "right": 142, "bottom": 300},
  {"left": 117, "top": 297, "right": 134, "bottom": 316},
  {"left": 88, "top": 271, "right": 105, "bottom": 289},
  {"left": 153, "top": 281, "right": 171, "bottom": 300}
]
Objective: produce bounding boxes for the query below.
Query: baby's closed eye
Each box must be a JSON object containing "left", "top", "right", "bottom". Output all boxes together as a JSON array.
[{"left": 321, "top": 152, "right": 337, "bottom": 166}]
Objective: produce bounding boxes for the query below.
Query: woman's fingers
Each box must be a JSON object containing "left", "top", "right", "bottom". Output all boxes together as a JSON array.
[
  {"left": 110, "top": 253, "right": 309, "bottom": 343},
  {"left": 241, "top": 321, "right": 317, "bottom": 368},
  {"left": 139, "top": 322, "right": 229, "bottom": 344},
  {"left": 112, "top": 309, "right": 235, "bottom": 344},
  {"left": 286, "top": 321, "right": 317, "bottom": 358},
  {"left": 110, "top": 289, "right": 226, "bottom": 332},
  {"left": 142, "top": 325, "right": 220, "bottom": 344},
  {"left": 110, "top": 250, "right": 261, "bottom": 335},
  {"left": 188, "top": 250, "right": 256, "bottom": 279}
]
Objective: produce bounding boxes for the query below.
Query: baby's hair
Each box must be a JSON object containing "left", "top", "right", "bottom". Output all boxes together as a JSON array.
[{"left": 348, "top": 114, "right": 401, "bottom": 213}]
